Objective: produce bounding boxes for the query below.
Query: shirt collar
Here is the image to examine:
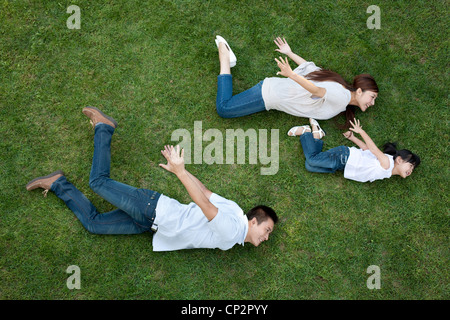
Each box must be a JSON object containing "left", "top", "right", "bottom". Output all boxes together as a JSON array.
[{"left": 239, "top": 215, "right": 249, "bottom": 246}]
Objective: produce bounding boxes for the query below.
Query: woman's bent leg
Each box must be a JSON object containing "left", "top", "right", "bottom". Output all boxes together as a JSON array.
[{"left": 216, "top": 75, "right": 266, "bottom": 118}]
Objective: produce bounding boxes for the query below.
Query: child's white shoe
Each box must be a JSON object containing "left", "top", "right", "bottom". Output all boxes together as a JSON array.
[
  {"left": 309, "top": 118, "right": 326, "bottom": 139},
  {"left": 287, "top": 125, "right": 311, "bottom": 136}
]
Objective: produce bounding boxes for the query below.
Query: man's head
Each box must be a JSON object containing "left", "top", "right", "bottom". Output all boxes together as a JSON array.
[{"left": 245, "top": 205, "right": 278, "bottom": 247}]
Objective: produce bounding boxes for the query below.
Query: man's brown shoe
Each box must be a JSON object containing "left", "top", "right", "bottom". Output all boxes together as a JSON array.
[
  {"left": 26, "top": 170, "right": 64, "bottom": 196},
  {"left": 82, "top": 106, "right": 118, "bottom": 128}
]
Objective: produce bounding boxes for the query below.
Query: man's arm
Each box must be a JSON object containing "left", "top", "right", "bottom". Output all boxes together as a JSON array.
[
  {"left": 186, "top": 171, "right": 213, "bottom": 199},
  {"left": 159, "top": 145, "right": 218, "bottom": 221}
]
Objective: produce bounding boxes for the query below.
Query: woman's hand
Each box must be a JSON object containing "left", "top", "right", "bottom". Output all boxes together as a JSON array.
[
  {"left": 275, "top": 56, "right": 294, "bottom": 78},
  {"left": 159, "top": 145, "right": 185, "bottom": 176},
  {"left": 274, "top": 37, "right": 292, "bottom": 55},
  {"left": 274, "top": 36, "right": 307, "bottom": 66}
]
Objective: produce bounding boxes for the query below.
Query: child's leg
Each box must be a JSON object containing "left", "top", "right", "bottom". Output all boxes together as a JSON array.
[
  {"left": 88, "top": 124, "right": 160, "bottom": 226},
  {"left": 51, "top": 176, "right": 147, "bottom": 234},
  {"left": 216, "top": 75, "right": 266, "bottom": 118},
  {"left": 299, "top": 132, "right": 325, "bottom": 159},
  {"left": 300, "top": 133, "right": 348, "bottom": 173},
  {"left": 304, "top": 161, "right": 331, "bottom": 173}
]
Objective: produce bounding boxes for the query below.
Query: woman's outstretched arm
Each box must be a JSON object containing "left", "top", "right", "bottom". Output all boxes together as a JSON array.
[
  {"left": 274, "top": 37, "right": 307, "bottom": 66},
  {"left": 275, "top": 56, "right": 326, "bottom": 98}
]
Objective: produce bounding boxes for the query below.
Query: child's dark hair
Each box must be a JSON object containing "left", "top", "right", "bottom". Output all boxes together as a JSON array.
[
  {"left": 383, "top": 142, "right": 421, "bottom": 168},
  {"left": 246, "top": 205, "right": 278, "bottom": 224}
]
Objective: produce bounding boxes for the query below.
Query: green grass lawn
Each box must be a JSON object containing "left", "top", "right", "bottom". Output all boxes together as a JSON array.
[{"left": 0, "top": 0, "right": 448, "bottom": 300}]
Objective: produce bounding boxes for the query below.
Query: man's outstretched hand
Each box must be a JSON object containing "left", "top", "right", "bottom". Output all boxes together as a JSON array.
[{"left": 159, "top": 145, "right": 185, "bottom": 176}]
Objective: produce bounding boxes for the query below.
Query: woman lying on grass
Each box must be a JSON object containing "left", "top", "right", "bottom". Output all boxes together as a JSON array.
[
  {"left": 287, "top": 118, "right": 420, "bottom": 182},
  {"left": 215, "top": 36, "right": 378, "bottom": 128}
]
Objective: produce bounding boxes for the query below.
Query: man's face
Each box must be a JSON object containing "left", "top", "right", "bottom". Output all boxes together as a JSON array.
[{"left": 248, "top": 218, "right": 274, "bottom": 247}]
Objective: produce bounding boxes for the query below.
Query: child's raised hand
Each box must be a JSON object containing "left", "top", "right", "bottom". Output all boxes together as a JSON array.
[
  {"left": 349, "top": 118, "right": 364, "bottom": 134},
  {"left": 343, "top": 131, "right": 353, "bottom": 140}
]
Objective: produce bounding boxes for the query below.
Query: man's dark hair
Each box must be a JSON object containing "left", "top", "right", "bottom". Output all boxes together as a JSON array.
[{"left": 246, "top": 205, "right": 278, "bottom": 224}]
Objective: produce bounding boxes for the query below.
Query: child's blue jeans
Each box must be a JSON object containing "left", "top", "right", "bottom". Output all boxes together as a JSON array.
[{"left": 300, "top": 132, "right": 350, "bottom": 173}]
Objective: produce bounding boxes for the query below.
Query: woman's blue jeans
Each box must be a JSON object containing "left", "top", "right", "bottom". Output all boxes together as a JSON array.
[
  {"left": 216, "top": 74, "right": 266, "bottom": 118},
  {"left": 300, "top": 132, "right": 349, "bottom": 173},
  {"left": 50, "top": 124, "right": 161, "bottom": 234}
]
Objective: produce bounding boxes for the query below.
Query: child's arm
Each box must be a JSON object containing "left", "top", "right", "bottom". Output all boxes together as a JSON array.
[
  {"left": 343, "top": 131, "right": 368, "bottom": 150},
  {"left": 349, "top": 119, "right": 391, "bottom": 169}
]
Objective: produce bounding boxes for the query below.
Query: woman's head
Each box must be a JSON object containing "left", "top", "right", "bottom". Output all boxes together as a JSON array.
[
  {"left": 352, "top": 74, "right": 379, "bottom": 112},
  {"left": 306, "top": 70, "right": 378, "bottom": 128},
  {"left": 383, "top": 142, "right": 421, "bottom": 178}
]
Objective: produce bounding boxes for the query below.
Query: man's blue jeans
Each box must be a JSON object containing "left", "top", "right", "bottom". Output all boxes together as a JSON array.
[
  {"left": 300, "top": 132, "right": 350, "bottom": 173},
  {"left": 216, "top": 74, "right": 266, "bottom": 118},
  {"left": 51, "top": 124, "right": 161, "bottom": 234}
]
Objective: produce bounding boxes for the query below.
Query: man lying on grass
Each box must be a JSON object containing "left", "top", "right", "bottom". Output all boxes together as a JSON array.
[{"left": 26, "top": 107, "right": 278, "bottom": 251}]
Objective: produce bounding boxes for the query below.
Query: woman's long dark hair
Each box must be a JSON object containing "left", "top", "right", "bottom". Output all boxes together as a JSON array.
[
  {"left": 305, "top": 70, "right": 378, "bottom": 129},
  {"left": 383, "top": 142, "right": 421, "bottom": 168}
]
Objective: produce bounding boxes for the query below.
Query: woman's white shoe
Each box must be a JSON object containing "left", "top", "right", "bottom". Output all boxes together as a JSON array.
[{"left": 215, "top": 35, "right": 237, "bottom": 68}]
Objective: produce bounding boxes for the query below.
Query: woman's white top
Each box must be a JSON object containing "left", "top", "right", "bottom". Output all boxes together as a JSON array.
[
  {"left": 261, "top": 61, "right": 351, "bottom": 120},
  {"left": 152, "top": 193, "right": 248, "bottom": 251},
  {"left": 344, "top": 147, "right": 394, "bottom": 182}
]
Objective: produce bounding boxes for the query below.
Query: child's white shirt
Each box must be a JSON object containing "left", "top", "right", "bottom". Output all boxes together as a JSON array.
[{"left": 344, "top": 147, "right": 394, "bottom": 182}]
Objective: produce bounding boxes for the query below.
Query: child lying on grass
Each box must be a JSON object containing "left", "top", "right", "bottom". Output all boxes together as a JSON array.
[{"left": 287, "top": 118, "right": 420, "bottom": 182}]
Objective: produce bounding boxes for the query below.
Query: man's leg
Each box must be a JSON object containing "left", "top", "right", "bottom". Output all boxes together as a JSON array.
[
  {"left": 84, "top": 110, "right": 159, "bottom": 228},
  {"left": 27, "top": 172, "right": 147, "bottom": 234},
  {"left": 51, "top": 176, "right": 148, "bottom": 234}
]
